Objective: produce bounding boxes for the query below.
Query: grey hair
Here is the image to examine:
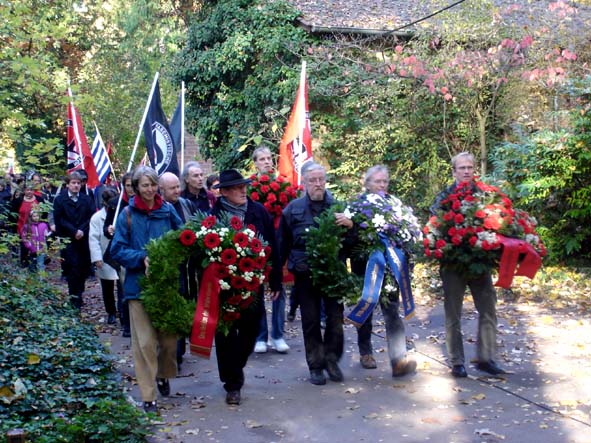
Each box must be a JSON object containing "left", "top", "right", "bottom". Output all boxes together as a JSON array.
[
  {"left": 131, "top": 166, "right": 159, "bottom": 194},
  {"left": 65, "top": 171, "right": 83, "bottom": 184},
  {"left": 252, "top": 146, "right": 272, "bottom": 162},
  {"left": 363, "top": 165, "right": 389, "bottom": 190},
  {"left": 180, "top": 160, "right": 202, "bottom": 191},
  {"left": 451, "top": 152, "right": 475, "bottom": 170},
  {"left": 301, "top": 161, "right": 325, "bottom": 179}
]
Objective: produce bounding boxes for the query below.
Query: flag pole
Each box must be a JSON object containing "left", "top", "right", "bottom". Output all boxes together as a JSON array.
[
  {"left": 180, "top": 81, "right": 185, "bottom": 173},
  {"left": 113, "top": 72, "right": 160, "bottom": 227}
]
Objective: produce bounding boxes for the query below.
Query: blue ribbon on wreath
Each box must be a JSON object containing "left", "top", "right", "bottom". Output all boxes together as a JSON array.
[{"left": 346, "top": 235, "right": 415, "bottom": 327}]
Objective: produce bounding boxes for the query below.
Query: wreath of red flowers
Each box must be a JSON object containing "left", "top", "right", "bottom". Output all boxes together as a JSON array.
[
  {"left": 424, "top": 179, "right": 546, "bottom": 277},
  {"left": 142, "top": 212, "right": 272, "bottom": 336},
  {"left": 248, "top": 173, "right": 302, "bottom": 219}
]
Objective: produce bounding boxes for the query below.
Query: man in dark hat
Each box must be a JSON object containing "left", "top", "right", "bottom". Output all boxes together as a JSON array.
[{"left": 210, "top": 169, "right": 283, "bottom": 406}]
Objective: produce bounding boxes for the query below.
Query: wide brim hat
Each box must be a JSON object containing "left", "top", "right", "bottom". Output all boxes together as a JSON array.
[{"left": 213, "top": 169, "right": 252, "bottom": 189}]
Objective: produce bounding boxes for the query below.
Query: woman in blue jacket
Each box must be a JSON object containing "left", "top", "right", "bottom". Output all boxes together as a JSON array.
[{"left": 111, "top": 166, "right": 182, "bottom": 414}]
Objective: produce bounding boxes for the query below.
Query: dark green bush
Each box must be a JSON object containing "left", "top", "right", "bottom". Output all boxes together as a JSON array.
[{"left": 0, "top": 262, "right": 150, "bottom": 442}]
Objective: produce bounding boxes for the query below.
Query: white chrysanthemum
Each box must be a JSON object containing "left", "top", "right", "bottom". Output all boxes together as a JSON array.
[
  {"left": 372, "top": 213, "right": 386, "bottom": 227},
  {"left": 366, "top": 193, "right": 382, "bottom": 204},
  {"left": 384, "top": 284, "right": 395, "bottom": 292},
  {"left": 343, "top": 207, "right": 354, "bottom": 219},
  {"left": 219, "top": 280, "right": 231, "bottom": 290}
]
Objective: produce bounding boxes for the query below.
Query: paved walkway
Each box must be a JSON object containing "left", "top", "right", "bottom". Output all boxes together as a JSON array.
[{"left": 91, "top": 284, "right": 591, "bottom": 443}]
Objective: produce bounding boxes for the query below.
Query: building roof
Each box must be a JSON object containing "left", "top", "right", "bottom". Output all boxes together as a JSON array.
[{"left": 288, "top": 0, "right": 591, "bottom": 35}]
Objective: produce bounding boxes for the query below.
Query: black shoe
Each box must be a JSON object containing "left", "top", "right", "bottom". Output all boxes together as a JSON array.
[
  {"left": 156, "top": 378, "right": 170, "bottom": 397},
  {"left": 143, "top": 400, "right": 158, "bottom": 414},
  {"left": 451, "top": 364, "right": 468, "bottom": 378},
  {"left": 107, "top": 314, "right": 117, "bottom": 324},
  {"left": 122, "top": 328, "right": 131, "bottom": 338},
  {"left": 309, "top": 369, "right": 326, "bottom": 385},
  {"left": 226, "top": 390, "right": 241, "bottom": 405},
  {"left": 476, "top": 360, "right": 507, "bottom": 375},
  {"left": 325, "top": 361, "right": 344, "bottom": 382}
]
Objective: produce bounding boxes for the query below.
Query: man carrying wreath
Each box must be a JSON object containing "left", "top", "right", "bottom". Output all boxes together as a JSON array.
[
  {"left": 279, "top": 162, "right": 354, "bottom": 385},
  {"left": 430, "top": 152, "right": 506, "bottom": 378},
  {"left": 210, "top": 169, "right": 283, "bottom": 405}
]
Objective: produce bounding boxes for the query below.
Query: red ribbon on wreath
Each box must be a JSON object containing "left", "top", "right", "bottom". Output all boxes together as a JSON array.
[
  {"left": 190, "top": 263, "right": 221, "bottom": 358},
  {"left": 495, "top": 234, "right": 542, "bottom": 289}
]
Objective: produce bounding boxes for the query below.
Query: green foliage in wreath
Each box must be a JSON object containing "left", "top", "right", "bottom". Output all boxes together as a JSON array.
[
  {"left": 140, "top": 219, "right": 203, "bottom": 337},
  {"left": 305, "top": 203, "right": 362, "bottom": 305}
]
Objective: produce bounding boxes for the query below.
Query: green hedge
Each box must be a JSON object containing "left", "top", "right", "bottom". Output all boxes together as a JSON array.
[{"left": 0, "top": 263, "right": 150, "bottom": 442}]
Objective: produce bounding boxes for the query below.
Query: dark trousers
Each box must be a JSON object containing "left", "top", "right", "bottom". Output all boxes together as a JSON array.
[
  {"left": 100, "top": 279, "right": 116, "bottom": 315},
  {"left": 295, "top": 272, "right": 344, "bottom": 371},
  {"left": 63, "top": 239, "right": 90, "bottom": 308},
  {"left": 214, "top": 288, "right": 264, "bottom": 392}
]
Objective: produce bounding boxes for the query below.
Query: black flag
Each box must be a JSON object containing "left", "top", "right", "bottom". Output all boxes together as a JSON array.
[{"left": 142, "top": 79, "right": 179, "bottom": 177}]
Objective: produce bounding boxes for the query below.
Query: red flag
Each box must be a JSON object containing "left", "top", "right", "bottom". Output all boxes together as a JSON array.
[
  {"left": 278, "top": 62, "right": 312, "bottom": 185},
  {"left": 66, "top": 89, "right": 100, "bottom": 188}
]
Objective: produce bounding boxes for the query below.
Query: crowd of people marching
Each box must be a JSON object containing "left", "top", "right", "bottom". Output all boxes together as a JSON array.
[{"left": 2, "top": 150, "right": 508, "bottom": 413}]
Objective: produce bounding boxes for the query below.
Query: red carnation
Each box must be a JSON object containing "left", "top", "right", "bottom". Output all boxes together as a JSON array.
[
  {"left": 221, "top": 248, "right": 238, "bottom": 265},
  {"left": 247, "top": 223, "right": 257, "bottom": 233},
  {"left": 204, "top": 232, "right": 221, "bottom": 249},
  {"left": 264, "top": 202, "right": 273, "bottom": 211},
  {"left": 179, "top": 229, "right": 196, "bottom": 247},
  {"left": 202, "top": 215, "right": 217, "bottom": 228},
  {"left": 223, "top": 311, "right": 240, "bottom": 322},
  {"left": 254, "top": 256, "right": 267, "bottom": 269},
  {"left": 451, "top": 235, "right": 462, "bottom": 246},
  {"left": 250, "top": 238, "right": 263, "bottom": 253},
  {"left": 434, "top": 249, "right": 444, "bottom": 259},
  {"left": 475, "top": 209, "right": 486, "bottom": 219},
  {"left": 469, "top": 236, "right": 478, "bottom": 247},
  {"left": 452, "top": 200, "right": 461, "bottom": 211},
  {"left": 270, "top": 181, "right": 280, "bottom": 192},
  {"left": 238, "top": 257, "right": 255, "bottom": 273},
  {"left": 231, "top": 275, "right": 247, "bottom": 289},
  {"left": 267, "top": 193, "right": 277, "bottom": 203},
  {"left": 443, "top": 211, "right": 455, "bottom": 222},
  {"left": 448, "top": 226, "right": 457, "bottom": 236},
  {"left": 240, "top": 296, "right": 255, "bottom": 308},
  {"left": 249, "top": 174, "right": 257, "bottom": 181},
  {"left": 245, "top": 277, "right": 260, "bottom": 292},
  {"left": 423, "top": 238, "right": 430, "bottom": 247},
  {"left": 279, "top": 192, "right": 288, "bottom": 204},
  {"left": 227, "top": 294, "right": 243, "bottom": 305},
  {"left": 263, "top": 245, "right": 272, "bottom": 257},
  {"left": 251, "top": 180, "right": 259, "bottom": 188},
  {"left": 435, "top": 239, "right": 447, "bottom": 249},
  {"left": 260, "top": 185, "right": 270, "bottom": 194},
  {"left": 276, "top": 176, "right": 284, "bottom": 183},
  {"left": 454, "top": 213, "right": 465, "bottom": 224},
  {"left": 424, "top": 248, "right": 432, "bottom": 257},
  {"left": 214, "top": 265, "right": 230, "bottom": 280},
  {"left": 230, "top": 216, "right": 243, "bottom": 230},
  {"left": 250, "top": 192, "right": 260, "bottom": 201},
  {"left": 259, "top": 174, "right": 270, "bottom": 183},
  {"left": 233, "top": 232, "right": 249, "bottom": 248}
]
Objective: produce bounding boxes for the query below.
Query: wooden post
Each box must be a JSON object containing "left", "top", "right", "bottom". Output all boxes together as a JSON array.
[{"left": 6, "top": 429, "right": 26, "bottom": 443}]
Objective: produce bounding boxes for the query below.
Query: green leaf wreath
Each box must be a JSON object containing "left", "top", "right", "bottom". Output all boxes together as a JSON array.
[
  {"left": 141, "top": 212, "right": 270, "bottom": 337},
  {"left": 305, "top": 204, "right": 362, "bottom": 305},
  {"left": 140, "top": 220, "right": 200, "bottom": 337}
]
